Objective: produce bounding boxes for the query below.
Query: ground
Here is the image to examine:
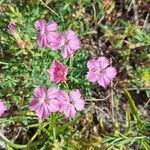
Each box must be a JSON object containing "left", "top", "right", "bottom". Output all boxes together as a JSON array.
[{"left": 0, "top": 0, "right": 150, "bottom": 150}]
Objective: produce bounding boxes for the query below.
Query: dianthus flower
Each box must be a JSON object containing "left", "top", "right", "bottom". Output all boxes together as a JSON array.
[
  {"left": 60, "top": 30, "right": 81, "bottom": 58},
  {"left": 58, "top": 89, "right": 85, "bottom": 118},
  {"left": 86, "top": 57, "right": 117, "bottom": 88},
  {"left": 30, "top": 86, "right": 60, "bottom": 119},
  {"left": 34, "top": 19, "right": 60, "bottom": 49},
  {"left": 47, "top": 59, "right": 68, "bottom": 82}
]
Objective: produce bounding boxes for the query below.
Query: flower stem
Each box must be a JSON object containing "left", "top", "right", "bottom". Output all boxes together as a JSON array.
[
  {"left": 0, "top": 133, "right": 27, "bottom": 149},
  {"left": 123, "top": 89, "right": 142, "bottom": 126}
]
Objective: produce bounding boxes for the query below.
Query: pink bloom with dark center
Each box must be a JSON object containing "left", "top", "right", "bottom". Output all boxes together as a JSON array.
[
  {"left": 0, "top": 100, "right": 6, "bottom": 116},
  {"left": 59, "top": 89, "right": 85, "bottom": 118},
  {"left": 30, "top": 86, "right": 60, "bottom": 119},
  {"left": 86, "top": 57, "right": 117, "bottom": 88},
  {"left": 60, "top": 30, "right": 81, "bottom": 59},
  {"left": 47, "top": 59, "right": 68, "bottom": 82},
  {"left": 34, "top": 19, "right": 60, "bottom": 49}
]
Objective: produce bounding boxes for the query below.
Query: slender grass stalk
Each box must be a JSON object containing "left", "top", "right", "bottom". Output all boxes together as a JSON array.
[
  {"left": 27, "top": 120, "right": 48, "bottom": 146},
  {"left": 105, "top": 135, "right": 147, "bottom": 150},
  {"left": 0, "top": 133, "right": 27, "bottom": 149},
  {"left": 40, "top": 0, "right": 60, "bottom": 19},
  {"left": 125, "top": 108, "right": 131, "bottom": 135},
  {"left": 123, "top": 89, "right": 142, "bottom": 126},
  {"left": 27, "top": 127, "right": 41, "bottom": 146}
]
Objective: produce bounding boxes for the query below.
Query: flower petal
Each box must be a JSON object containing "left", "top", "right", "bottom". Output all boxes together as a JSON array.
[
  {"left": 42, "top": 104, "right": 50, "bottom": 118},
  {"left": 68, "top": 37, "right": 81, "bottom": 50},
  {"left": 97, "top": 57, "right": 110, "bottom": 69},
  {"left": 61, "top": 45, "right": 73, "bottom": 59},
  {"left": 33, "top": 86, "right": 46, "bottom": 98},
  {"left": 87, "top": 58, "right": 99, "bottom": 70},
  {"left": 0, "top": 100, "right": 6, "bottom": 116},
  {"left": 64, "top": 30, "right": 78, "bottom": 41},
  {"left": 34, "top": 19, "right": 46, "bottom": 30},
  {"left": 36, "top": 105, "right": 44, "bottom": 119},
  {"left": 37, "top": 33, "right": 48, "bottom": 47},
  {"left": 104, "top": 66, "right": 117, "bottom": 80},
  {"left": 46, "top": 21, "right": 57, "bottom": 32},
  {"left": 30, "top": 98, "right": 41, "bottom": 111},
  {"left": 70, "top": 90, "right": 85, "bottom": 111},
  {"left": 86, "top": 71, "right": 98, "bottom": 83},
  {"left": 47, "top": 99, "right": 60, "bottom": 112},
  {"left": 63, "top": 104, "right": 76, "bottom": 118},
  {"left": 97, "top": 75, "right": 111, "bottom": 88}
]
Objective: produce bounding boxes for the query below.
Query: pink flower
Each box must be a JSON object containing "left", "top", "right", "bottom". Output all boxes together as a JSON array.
[
  {"left": 30, "top": 86, "right": 60, "bottom": 119},
  {"left": 0, "top": 100, "right": 6, "bottom": 116},
  {"left": 86, "top": 57, "right": 117, "bottom": 88},
  {"left": 34, "top": 19, "right": 60, "bottom": 49},
  {"left": 59, "top": 89, "right": 85, "bottom": 118},
  {"left": 47, "top": 59, "right": 68, "bottom": 82},
  {"left": 60, "top": 30, "right": 81, "bottom": 58}
]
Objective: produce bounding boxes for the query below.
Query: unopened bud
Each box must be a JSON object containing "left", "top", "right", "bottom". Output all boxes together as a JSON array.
[{"left": 8, "top": 21, "right": 16, "bottom": 32}]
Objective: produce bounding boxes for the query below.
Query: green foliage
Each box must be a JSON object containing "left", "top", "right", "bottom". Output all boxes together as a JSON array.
[
  {"left": 0, "top": 0, "right": 150, "bottom": 149},
  {"left": 104, "top": 90, "right": 150, "bottom": 150},
  {"left": 100, "top": 19, "right": 150, "bottom": 90}
]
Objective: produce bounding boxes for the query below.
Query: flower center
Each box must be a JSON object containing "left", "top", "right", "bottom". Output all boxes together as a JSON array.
[
  {"left": 41, "top": 30, "right": 45, "bottom": 35},
  {"left": 92, "top": 68, "right": 103, "bottom": 73},
  {"left": 99, "top": 69, "right": 104, "bottom": 74},
  {"left": 40, "top": 27, "right": 46, "bottom": 35},
  {"left": 57, "top": 71, "right": 63, "bottom": 77},
  {"left": 40, "top": 97, "right": 46, "bottom": 104},
  {"left": 60, "top": 37, "right": 69, "bottom": 47}
]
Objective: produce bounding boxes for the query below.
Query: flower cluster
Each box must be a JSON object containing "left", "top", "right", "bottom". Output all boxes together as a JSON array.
[
  {"left": 0, "top": 19, "right": 117, "bottom": 119},
  {"left": 34, "top": 19, "right": 81, "bottom": 58},
  {"left": 30, "top": 20, "right": 84, "bottom": 119},
  {"left": 30, "top": 86, "right": 84, "bottom": 119}
]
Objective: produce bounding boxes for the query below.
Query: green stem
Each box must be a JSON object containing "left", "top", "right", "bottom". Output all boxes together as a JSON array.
[
  {"left": 27, "top": 120, "right": 50, "bottom": 146},
  {"left": 15, "top": 111, "right": 36, "bottom": 116},
  {"left": 27, "top": 123, "right": 40, "bottom": 128},
  {"left": 0, "top": 133, "right": 27, "bottom": 149},
  {"left": 69, "top": 56, "right": 74, "bottom": 70},
  {"left": 123, "top": 89, "right": 142, "bottom": 126},
  {"left": 27, "top": 120, "right": 46, "bottom": 146},
  {"left": 27, "top": 127, "right": 41, "bottom": 145}
]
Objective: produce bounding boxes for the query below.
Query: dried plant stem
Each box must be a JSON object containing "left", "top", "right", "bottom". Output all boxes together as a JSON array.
[
  {"left": 141, "top": 99, "right": 150, "bottom": 113},
  {"left": 127, "top": 1, "right": 133, "bottom": 12},
  {"left": 40, "top": 0, "right": 60, "bottom": 18},
  {"left": 86, "top": 94, "right": 110, "bottom": 102},
  {"left": 110, "top": 58, "right": 115, "bottom": 122},
  {"left": 127, "top": 87, "right": 150, "bottom": 90},
  {"left": 143, "top": 13, "right": 150, "bottom": 29},
  {"left": 110, "top": 81, "right": 115, "bottom": 122},
  {"left": 132, "top": 0, "right": 139, "bottom": 25}
]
